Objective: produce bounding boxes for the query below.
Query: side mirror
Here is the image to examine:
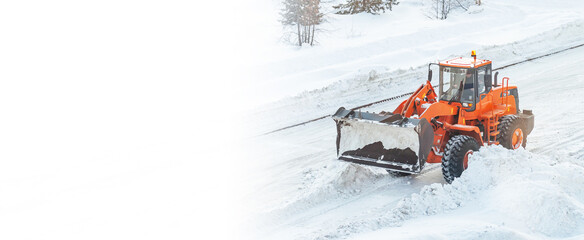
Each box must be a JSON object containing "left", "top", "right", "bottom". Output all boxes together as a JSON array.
[
  {"left": 428, "top": 69, "right": 433, "bottom": 82},
  {"left": 494, "top": 72, "right": 499, "bottom": 87}
]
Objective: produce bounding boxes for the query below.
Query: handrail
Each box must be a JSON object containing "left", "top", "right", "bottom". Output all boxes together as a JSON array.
[
  {"left": 502, "top": 77, "right": 510, "bottom": 108},
  {"left": 480, "top": 93, "right": 494, "bottom": 143}
]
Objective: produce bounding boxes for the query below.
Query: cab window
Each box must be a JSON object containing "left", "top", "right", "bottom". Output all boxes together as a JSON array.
[
  {"left": 440, "top": 67, "right": 468, "bottom": 102},
  {"left": 460, "top": 69, "right": 475, "bottom": 103},
  {"left": 477, "top": 67, "right": 486, "bottom": 95}
]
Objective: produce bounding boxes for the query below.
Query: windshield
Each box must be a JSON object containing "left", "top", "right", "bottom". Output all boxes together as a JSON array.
[{"left": 440, "top": 67, "right": 474, "bottom": 103}]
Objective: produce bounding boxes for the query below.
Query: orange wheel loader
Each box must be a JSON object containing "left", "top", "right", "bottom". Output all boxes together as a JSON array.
[{"left": 332, "top": 51, "right": 534, "bottom": 183}]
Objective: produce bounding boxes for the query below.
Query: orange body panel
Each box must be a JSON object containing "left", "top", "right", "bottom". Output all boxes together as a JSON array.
[
  {"left": 393, "top": 73, "right": 518, "bottom": 164},
  {"left": 419, "top": 101, "right": 458, "bottom": 122},
  {"left": 393, "top": 81, "right": 437, "bottom": 116},
  {"left": 439, "top": 57, "right": 492, "bottom": 68}
]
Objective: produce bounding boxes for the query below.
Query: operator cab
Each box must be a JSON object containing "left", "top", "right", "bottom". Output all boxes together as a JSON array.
[{"left": 437, "top": 54, "right": 493, "bottom": 110}]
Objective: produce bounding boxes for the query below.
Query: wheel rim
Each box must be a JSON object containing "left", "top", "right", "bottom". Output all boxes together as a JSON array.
[
  {"left": 463, "top": 150, "right": 473, "bottom": 169},
  {"left": 512, "top": 128, "right": 524, "bottom": 149}
]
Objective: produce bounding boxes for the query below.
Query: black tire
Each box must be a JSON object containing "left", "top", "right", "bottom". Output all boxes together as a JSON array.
[
  {"left": 497, "top": 115, "right": 527, "bottom": 149},
  {"left": 442, "top": 135, "right": 480, "bottom": 183},
  {"left": 386, "top": 170, "right": 411, "bottom": 177}
]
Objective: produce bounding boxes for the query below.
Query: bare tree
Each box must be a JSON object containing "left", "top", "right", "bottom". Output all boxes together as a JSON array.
[
  {"left": 281, "top": 0, "right": 324, "bottom": 46},
  {"left": 431, "top": 0, "right": 451, "bottom": 20},
  {"left": 281, "top": 0, "right": 302, "bottom": 45},
  {"left": 429, "top": 0, "right": 475, "bottom": 20},
  {"left": 388, "top": 0, "right": 398, "bottom": 11},
  {"left": 334, "top": 0, "right": 399, "bottom": 15}
]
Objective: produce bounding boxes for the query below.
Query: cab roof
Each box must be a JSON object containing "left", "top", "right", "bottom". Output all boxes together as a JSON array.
[{"left": 439, "top": 57, "right": 491, "bottom": 68}]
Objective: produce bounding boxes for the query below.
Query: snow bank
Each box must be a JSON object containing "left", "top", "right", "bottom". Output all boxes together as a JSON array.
[
  {"left": 334, "top": 163, "right": 398, "bottom": 190},
  {"left": 261, "top": 163, "right": 388, "bottom": 218},
  {"left": 314, "top": 146, "right": 584, "bottom": 239}
]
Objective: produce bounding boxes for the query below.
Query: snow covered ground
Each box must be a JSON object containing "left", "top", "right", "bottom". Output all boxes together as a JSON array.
[{"left": 241, "top": 0, "right": 584, "bottom": 239}]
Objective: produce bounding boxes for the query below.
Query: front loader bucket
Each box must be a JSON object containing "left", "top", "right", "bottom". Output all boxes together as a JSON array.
[{"left": 332, "top": 107, "right": 434, "bottom": 174}]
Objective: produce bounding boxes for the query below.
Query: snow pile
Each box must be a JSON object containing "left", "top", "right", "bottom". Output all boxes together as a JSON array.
[
  {"left": 313, "top": 146, "right": 584, "bottom": 239},
  {"left": 338, "top": 119, "right": 420, "bottom": 157},
  {"left": 332, "top": 163, "right": 386, "bottom": 189},
  {"left": 262, "top": 163, "right": 388, "bottom": 219},
  {"left": 293, "top": 163, "right": 385, "bottom": 202}
]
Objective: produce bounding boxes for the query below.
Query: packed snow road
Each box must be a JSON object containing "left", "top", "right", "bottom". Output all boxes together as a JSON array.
[{"left": 242, "top": 37, "right": 584, "bottom": 240}]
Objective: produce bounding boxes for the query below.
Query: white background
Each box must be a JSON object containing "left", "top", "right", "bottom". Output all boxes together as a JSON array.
[{"left": 0, "top": 1, "right": 250, "bottom": 239}]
